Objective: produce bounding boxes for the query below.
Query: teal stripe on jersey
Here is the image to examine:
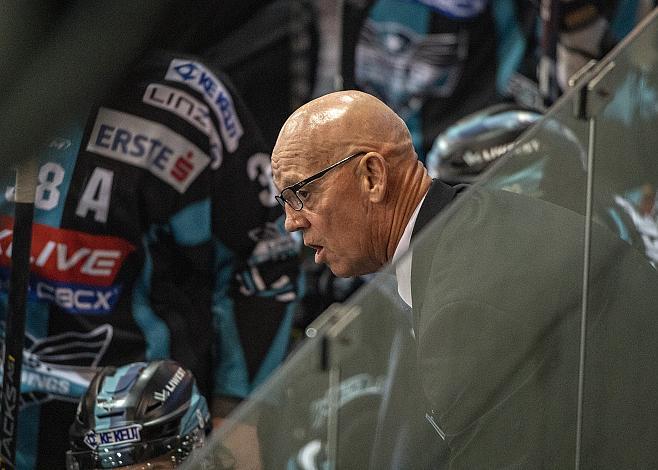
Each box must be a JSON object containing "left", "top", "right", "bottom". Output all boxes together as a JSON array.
[
  {"left": 212, "top": 296, "right": 250, "bottom": 397},
  {"left": 169, "top": 198, "right": 211, "bottom": 247},
  {"left": 17, "top": 406, "right": 40, "bottom": 470},
  {"left": 212, "top": 239, "right": 250, "bottom": 398},
  {"left": 493, "top": 0, "right": 527, "bottom": 96},
  {"left": 132, "top": 234, "right": 170, "bottom": 360}
]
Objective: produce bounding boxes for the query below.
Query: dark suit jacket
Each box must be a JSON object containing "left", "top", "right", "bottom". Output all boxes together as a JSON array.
[{"left": 409, "top": 180, "right": 658, "bottom": 469}]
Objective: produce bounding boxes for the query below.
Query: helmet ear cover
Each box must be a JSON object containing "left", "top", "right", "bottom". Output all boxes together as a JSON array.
[{"left": 427, "top": 103, "right": 543, "bottom": 183}]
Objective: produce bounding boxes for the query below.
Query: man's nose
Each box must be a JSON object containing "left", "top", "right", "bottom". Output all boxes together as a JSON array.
[{"left": 283, "top": 205, "right": 309, "bottom": 232}]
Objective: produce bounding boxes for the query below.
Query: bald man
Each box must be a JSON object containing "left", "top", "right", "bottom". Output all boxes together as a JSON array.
[
  {"left": 271, "top": 90, "right": 443, "bottom": 285},
  {"left": 272, "top": 91, "right": 658, "bottom": 468}
]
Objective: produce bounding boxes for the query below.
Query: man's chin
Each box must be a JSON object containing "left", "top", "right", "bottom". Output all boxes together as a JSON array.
[
  {"left": 320, "top": 252, "right": 375, "bottom": 278},
  {"left": 324, "top": 262, "right": 345, "bottom": 278},
  {"left": 326, "top": 261, "right": 361, "bottom": 279}
]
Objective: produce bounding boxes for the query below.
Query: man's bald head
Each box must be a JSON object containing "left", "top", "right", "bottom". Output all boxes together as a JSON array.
[
  {"left": 273, "top": 90, "right": 415, "bottom": 172},
  {"left": 271, "top": 90, "right": 431, "bottom": 278}
]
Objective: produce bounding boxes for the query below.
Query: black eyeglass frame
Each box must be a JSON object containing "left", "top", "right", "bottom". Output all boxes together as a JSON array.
[{"left": 275, "top": 151, "right": 366, "bottom": 211}]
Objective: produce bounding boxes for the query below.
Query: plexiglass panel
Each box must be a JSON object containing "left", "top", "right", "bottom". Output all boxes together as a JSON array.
[
  {"left": 402, "top": 91, "right": 593, "bottom": 468},
  {"left": 580, "top": 8, "right": 658, "bottom": 469},
  {"left": 185, "top": 273, "right": 444, "bottom": 469}
]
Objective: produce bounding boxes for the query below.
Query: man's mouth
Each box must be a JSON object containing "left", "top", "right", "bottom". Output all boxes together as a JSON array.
[{"left": 308, "top": 244, "right": 325, "bottom": 263}]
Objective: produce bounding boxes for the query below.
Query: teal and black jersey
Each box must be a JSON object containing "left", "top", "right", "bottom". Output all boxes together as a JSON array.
[{"left": 0, "top": 50, "right": 300, "bottom": 469}]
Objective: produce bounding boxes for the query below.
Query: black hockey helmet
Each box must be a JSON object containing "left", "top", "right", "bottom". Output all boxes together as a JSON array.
[
  {"left": 66, "top": 360, "right": 210, "bottom": 469},
  {"left": 426, "top": 103, "right": 543, "bottom": 183}
]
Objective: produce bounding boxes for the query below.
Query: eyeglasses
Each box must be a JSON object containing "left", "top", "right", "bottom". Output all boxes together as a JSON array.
[{"left": 275, "top": 151, "right": 366, "bottom": 211}]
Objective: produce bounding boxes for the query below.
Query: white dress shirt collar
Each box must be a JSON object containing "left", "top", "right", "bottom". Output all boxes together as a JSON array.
[{"left": 392, "top": 192, "right": 427, "bottom": 307}]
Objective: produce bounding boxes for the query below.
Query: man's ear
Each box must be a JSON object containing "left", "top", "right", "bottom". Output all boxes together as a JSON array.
[{"left": 359, "top": 153, "right": 387, "bottom": 203}]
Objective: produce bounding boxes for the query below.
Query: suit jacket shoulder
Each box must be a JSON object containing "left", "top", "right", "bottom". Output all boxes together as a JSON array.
[{"left": 409, "top": 185, "right": 658, "bottom": 468}]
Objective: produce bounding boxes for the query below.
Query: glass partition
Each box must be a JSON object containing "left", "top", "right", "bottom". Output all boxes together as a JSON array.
[
  {"left": 579, "top": 7, "right": 658, "bottom": 469},
  {"left": 187, "top": 10, "right": 658, "bottom": 470},
  {"left": 589, "top": 8, "right": 658, "bottom": 265},
  {"left": 185, "top": 272, "right": 446, "bottom": 469},
  {"left": 398, "top": 83, "right": 591, "bottom": 468}
]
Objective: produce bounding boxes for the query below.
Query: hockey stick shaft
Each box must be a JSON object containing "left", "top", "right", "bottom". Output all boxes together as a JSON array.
[{"left": 0, "top": 159, "right": 38, "bottom": 469}]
